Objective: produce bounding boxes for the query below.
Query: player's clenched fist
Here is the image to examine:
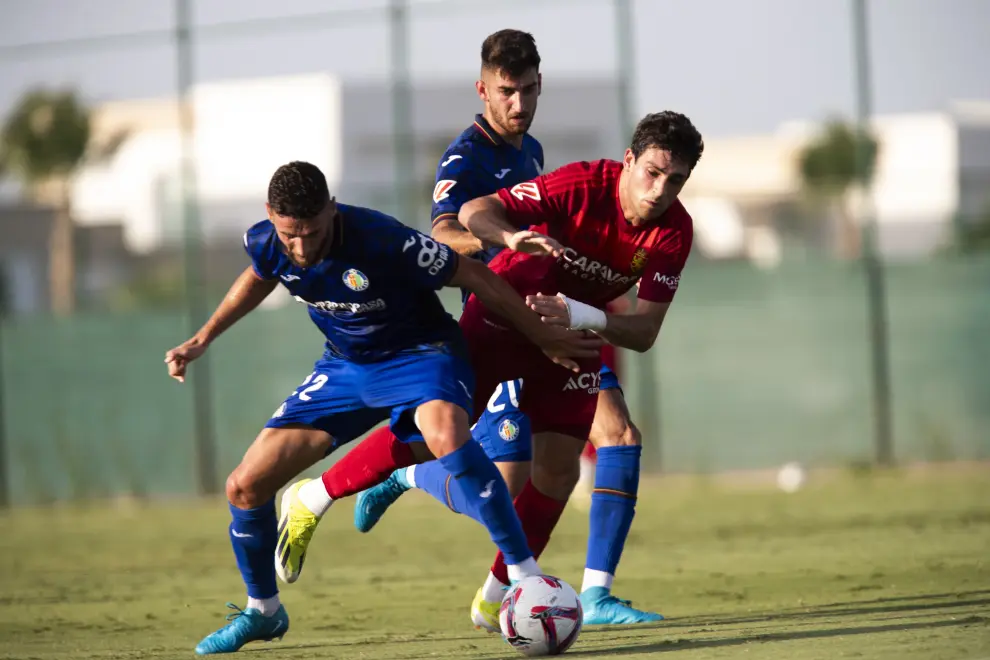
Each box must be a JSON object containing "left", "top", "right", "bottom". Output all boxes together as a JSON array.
[
  {"left": 164, "top": 337, "right": 208, "bottom": 383},
  {"left": 506, "top": 230, "right": 563, "bottom": 257}
]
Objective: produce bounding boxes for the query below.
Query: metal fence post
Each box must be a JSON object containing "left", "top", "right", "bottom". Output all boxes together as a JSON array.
[
  {"left": 389, "top": 0, "right": 416, "bottom": 228},
  {"left": 851, "top": 0, "right": 894, "bottom": 466},
  {"left": 176, "top": 0, "right": 219, "bottom": 494},
  {"left": 0, "top": 315, "right": 8, "bottom": 507}
]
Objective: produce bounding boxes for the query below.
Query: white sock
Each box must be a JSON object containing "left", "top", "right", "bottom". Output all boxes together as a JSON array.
[
  {"left": 507, "top": 557, "right": 541, "bottom": 583},
  {"left": 297, "top": 479, "right": 333, "bottom": 517},
  {"left": 582, "top": 568, "right": 614, "bottom": 593},
  {"left": 482, "top": 571, "right": 509, "bottom": 602},
  {"left": 405, "top": 465, "right": 417, "bottom": 488},
  {"left": 246, "top": 594, "right": 281, "bottom": 616}
]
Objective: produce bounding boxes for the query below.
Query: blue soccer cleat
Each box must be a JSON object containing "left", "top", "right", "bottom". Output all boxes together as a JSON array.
[
  {"left": 194, "top": 603, "right": 289, "bottom": 654},
  {"left": 354, "top": 469, "right": 412, "bottom": 533},
  {"left": 580, "top": 587, "right": 665, "bottom": 625}
]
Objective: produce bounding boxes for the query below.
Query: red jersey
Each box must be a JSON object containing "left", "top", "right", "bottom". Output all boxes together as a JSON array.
[
  {"left": 458, "top": 159, "right": 692, "bottom": 440},
  {"left": 487, "top": 159, "right": 693, "bottom": 309}
]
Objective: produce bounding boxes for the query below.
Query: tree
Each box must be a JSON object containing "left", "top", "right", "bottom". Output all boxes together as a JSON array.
[
  {"left": 0, "top": 89, "right": 91, "bottom": 316},
  {"left": 797, "top": 119, "right": 879, "bottom": 259}
]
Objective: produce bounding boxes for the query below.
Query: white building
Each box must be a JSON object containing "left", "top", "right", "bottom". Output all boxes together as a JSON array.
[
  {"left": 680, "top": 100, "right": 990, "bottom": 260},
  {"left": 67, "top": 72, "right": 624, "bottom": 254}
]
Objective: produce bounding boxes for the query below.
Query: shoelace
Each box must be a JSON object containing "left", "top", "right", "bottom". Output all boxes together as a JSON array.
[
  {"left": 593, "top": 594, "right": 634, "bottom": 608},
  {"left": 223, "top": 602, "right": 249, "bottom": 623}
]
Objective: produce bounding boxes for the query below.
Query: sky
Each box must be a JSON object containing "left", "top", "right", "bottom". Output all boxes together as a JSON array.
[{"left": 0, "top": 0, "right": 988, "bottom": 138}]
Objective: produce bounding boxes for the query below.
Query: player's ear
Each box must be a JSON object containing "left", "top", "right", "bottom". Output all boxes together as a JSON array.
[
  {"left": 475, "top": 79, "right": 487, "bottom": 102},
  {"left": 265, "top": 202, "right": 274, "bottom": 220},
  {"left": 622, "top": 148, "right": 636, "bottom": 170},
  {"left": 537, "top": 73, "right": 543, "bottom": 95}
]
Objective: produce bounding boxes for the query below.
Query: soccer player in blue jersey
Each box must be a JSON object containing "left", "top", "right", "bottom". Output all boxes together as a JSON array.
[
  {"left": 164, "top": 161, "right": 599, "bottom": 654},
  {"left": 348, "top": 30, "right": 664, "bottom": 628},
  {"left": 428, "top": 31, "right": 545, "bottom": 276}
]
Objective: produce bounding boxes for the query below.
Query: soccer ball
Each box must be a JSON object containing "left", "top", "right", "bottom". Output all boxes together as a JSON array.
[
  {"left": 499, "top": 575, "right": 583, "bottom": 656},
  {"left": 777, "top": 461, "right": 807, "bottom": 493}
]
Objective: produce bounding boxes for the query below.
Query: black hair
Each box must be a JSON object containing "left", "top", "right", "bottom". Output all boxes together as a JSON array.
[
  {"left": 267, "top": 161, "right": 330, "bottom": 219},
  {"left": 630, "top": 112, "right": 704, "bottom": 170},
  {"left": 481, "top": 29, "right": 541, "bottom": 77}
]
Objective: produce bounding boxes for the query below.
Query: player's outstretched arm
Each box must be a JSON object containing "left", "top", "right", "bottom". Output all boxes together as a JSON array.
[
  {"left": 164, "top": 267, "right": 277, "bottom": 382},
  {"left": 459, "top": 194, "right": 562, "bottom": 257},
  {"left": 449, "top": 258, "right": 601, "bottom": 372},
  {"left": 431, "top": 218, "right": 485, "bottom": 257},
  {"left": 458, "top": 194, "right": 517, "bottom": 246},
  {"left": 525, "top": 293, "right": 670, "bottom": 354}
]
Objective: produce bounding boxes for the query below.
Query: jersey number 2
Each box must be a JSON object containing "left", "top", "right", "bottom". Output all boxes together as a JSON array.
[
  {"left": 294, "top": 372, "right": 329, "bottom": 401},
  {"left": 509, "top": 181, "right": 541, "bottom": 202}
]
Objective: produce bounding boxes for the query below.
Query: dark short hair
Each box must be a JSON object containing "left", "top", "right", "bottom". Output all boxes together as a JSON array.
[
  {"left": 267, "top": 161, "right": 330, "bottom": 219},
  {"left": 630, "top": 112, "right": 705, "bottom": 170},
  {"left": 481, "top": 29, "right": 541, "bottom": 77}
]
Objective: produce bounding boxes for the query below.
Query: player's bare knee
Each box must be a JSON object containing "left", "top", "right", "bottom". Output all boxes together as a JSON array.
[
  {"left": 421, "top": 425, "right": 465, "bottom": 457},
  {"left": 418, "top": 419, "right": 465, "bottom": 457},
  {"left": 225, "top": 469, "right": 262, "bottom": 510},
  {"left": 416, "top": 401, "right": 469, "bottom": 458}
]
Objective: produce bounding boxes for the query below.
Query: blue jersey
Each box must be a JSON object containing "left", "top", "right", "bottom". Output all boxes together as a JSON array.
[
  {"left": 244, "top": 203, "right": 462, "bottom": 362},
  {"left": 431, "top": 114, "right": 545, "bottom": 269}
]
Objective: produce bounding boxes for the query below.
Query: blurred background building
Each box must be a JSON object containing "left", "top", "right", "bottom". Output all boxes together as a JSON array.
[{"left": 0, "top": 0, "right": 988, "bottom": 505}]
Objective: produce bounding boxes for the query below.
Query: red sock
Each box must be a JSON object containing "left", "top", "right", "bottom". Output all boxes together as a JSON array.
[
  {"left": 490, "top": 479, "right": 568, "bottom": 584},
  {"left": 581, "top": 442, "right": 598, "bottom": 461},
  {"left": 321, "top": 426, "right": 417, "bottom": 499}
]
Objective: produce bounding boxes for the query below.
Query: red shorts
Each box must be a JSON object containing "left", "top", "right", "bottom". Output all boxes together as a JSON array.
[
  {"left": 600, "top": 343, "right": 618, "bottom": 374},
  {"left": 459, "top": 298, "right": 601, "bottom": 442}
]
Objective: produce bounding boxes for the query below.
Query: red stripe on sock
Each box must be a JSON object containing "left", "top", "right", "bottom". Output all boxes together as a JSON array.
[
  {"left": 321, "top": 426, "right": 416, "bottom": 499},
  {"left": 490, "top": 479, "right": 567, "bottom": 584},
  {"left": 593, "top": 487, "right": 637, "bottom": 499}
]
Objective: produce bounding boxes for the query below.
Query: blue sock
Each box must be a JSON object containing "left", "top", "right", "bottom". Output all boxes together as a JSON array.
[
  {"left": 229, "top": 500, "right": 279, "bottom": 599},
  {"left": 412, "top": 461, "right": 472, "bottom": 515},
  {"left": 585, "top": 446, "right": 641, "bottom": 581},
  {"left": 438, "top": 440, "right": 532, "bottom": 565}
]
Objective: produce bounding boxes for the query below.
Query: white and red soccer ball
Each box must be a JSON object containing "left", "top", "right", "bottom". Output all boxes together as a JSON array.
[{"left": 499, "top": 575, "right": 583, "bottom": 656}]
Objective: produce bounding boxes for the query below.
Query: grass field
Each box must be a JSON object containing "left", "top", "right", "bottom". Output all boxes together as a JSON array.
[{"left": 1, "top": 465, "right": 988, "bottom": 659}]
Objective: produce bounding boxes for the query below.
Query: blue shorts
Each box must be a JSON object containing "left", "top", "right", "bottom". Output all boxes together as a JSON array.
[
  {"left": 600, "top": 364, "right": 622, "bottom": 393},
  {"left": 466, "top": 366, "right": 623, "bottom": 463},
  {"left": 472, "top": 378, "right": 532, "bottom": 463},
  {"left": 265, "top": 342, "right": 474, "bottom": 454}
]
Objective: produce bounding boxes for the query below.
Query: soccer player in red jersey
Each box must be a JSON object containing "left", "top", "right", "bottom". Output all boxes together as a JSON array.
[{"left": 458, "top": 111, "right": 702, "bottom": 626}]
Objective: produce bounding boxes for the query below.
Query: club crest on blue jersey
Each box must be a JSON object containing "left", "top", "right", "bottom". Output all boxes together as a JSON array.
[
  {"left": 342, "top": 268, "right": 369, "bottom": 291},
  {"left": 498, "top": 418, "right": 520, "bottom": 442}
]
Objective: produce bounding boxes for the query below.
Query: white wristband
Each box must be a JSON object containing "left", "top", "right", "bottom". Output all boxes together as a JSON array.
[{"left": 557, "top": 293, "right": 607, "bottom": 332}]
